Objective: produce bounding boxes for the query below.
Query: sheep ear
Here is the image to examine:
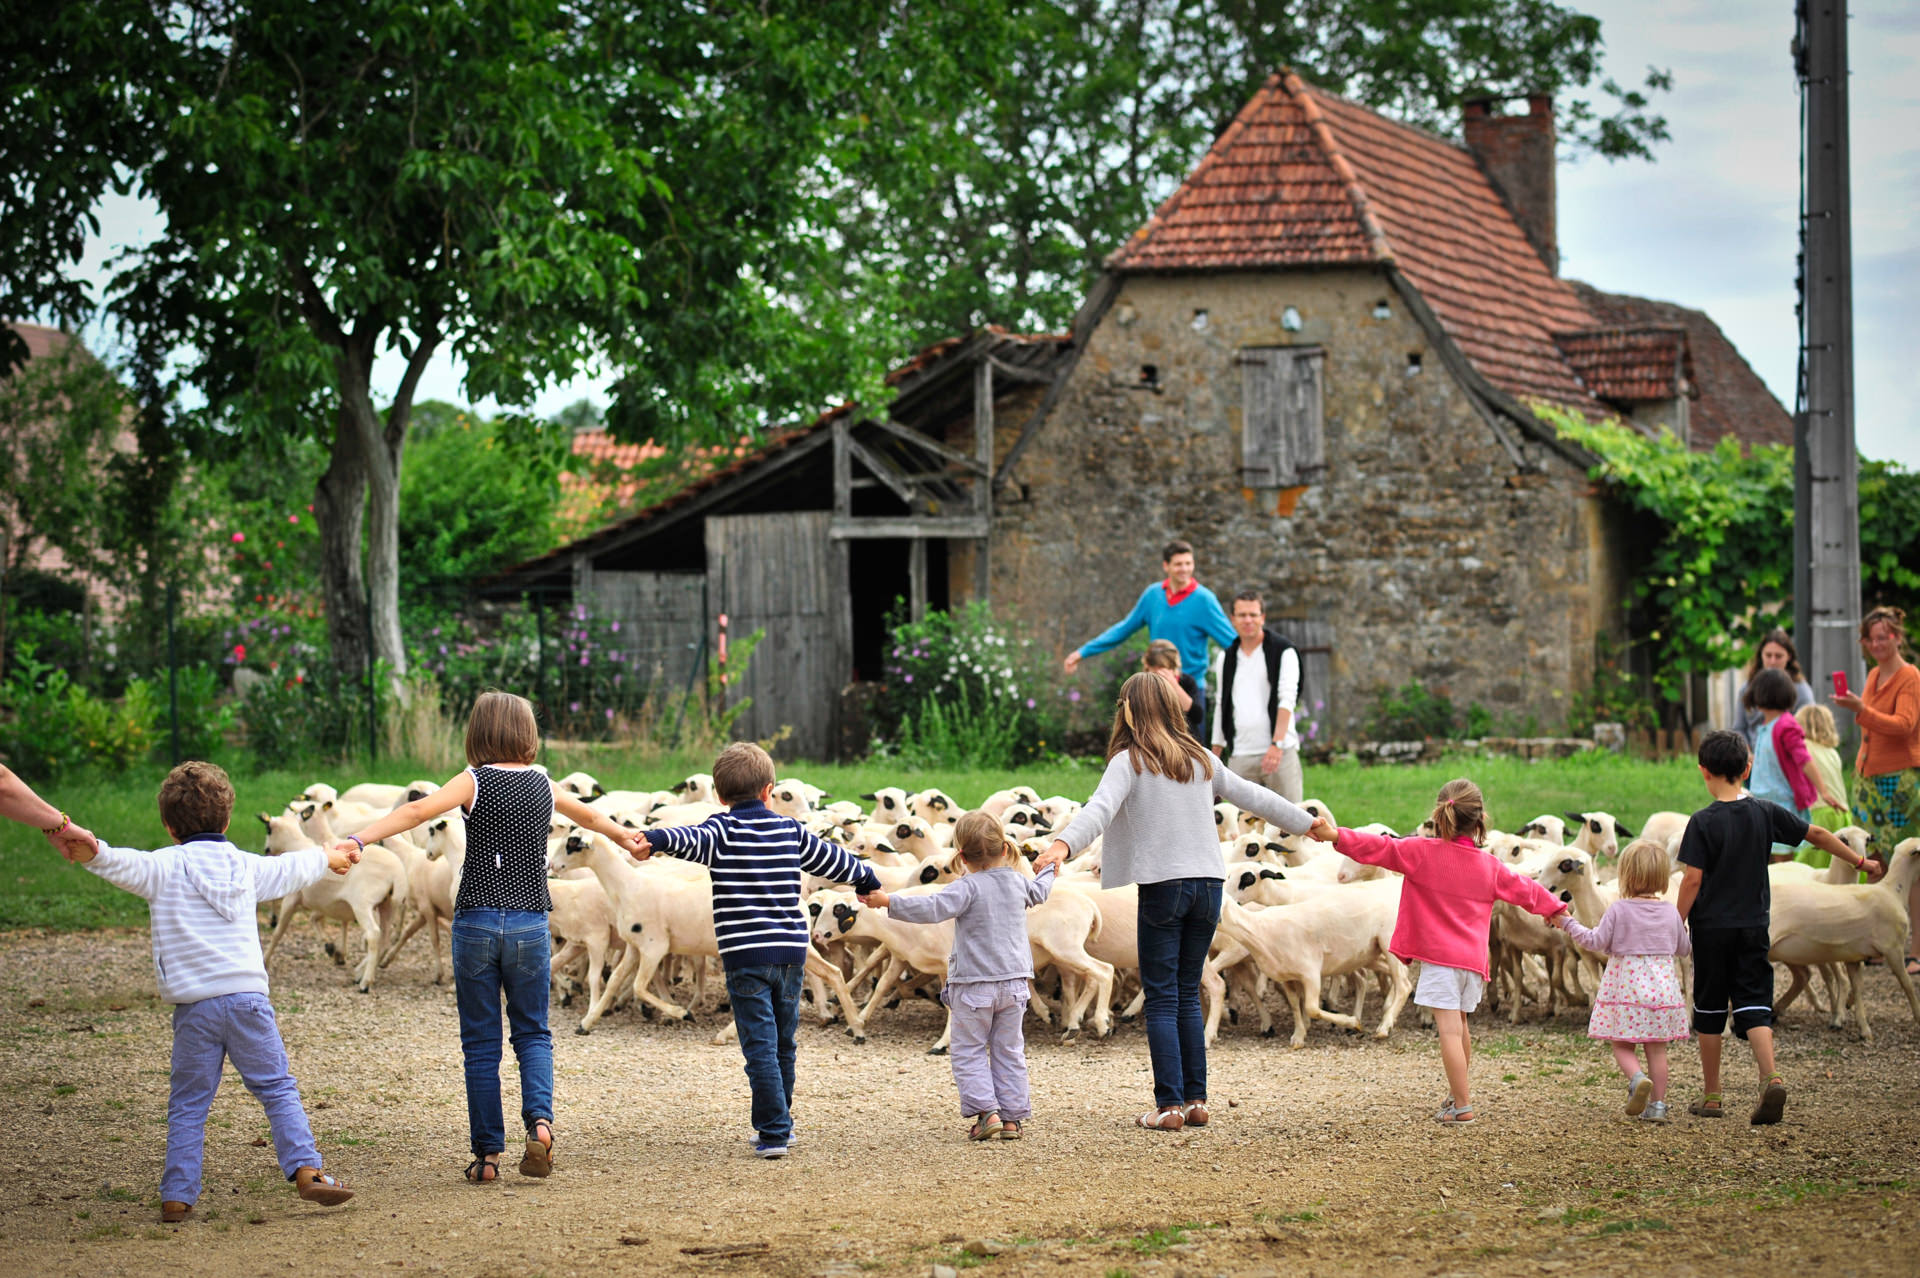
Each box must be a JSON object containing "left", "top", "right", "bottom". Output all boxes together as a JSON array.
[
  {"left": 591, "top": 783, "right": 606, "bottom": 798},
  {"left": 257, "top": 811, "right": 273, "bottom": 827},
  {"left": 1615, "top": 821, "right": 1635, "bottom": 838},
  {"left": 322, "top": 800, "right": 333, "bottom": 811},
  {"left": 299, "top": 804, "right": 316, "bottom": 820},
  {"left": 859, "top": 793, "right": 877, "bottom": 801},
  {"left": 1563, "top": 810, "right": 1583, "bottom": 824}
]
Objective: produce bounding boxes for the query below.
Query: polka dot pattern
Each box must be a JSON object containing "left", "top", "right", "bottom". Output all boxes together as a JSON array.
[{"left": 456, "top": 766, "right": 554, "bottom": 913}]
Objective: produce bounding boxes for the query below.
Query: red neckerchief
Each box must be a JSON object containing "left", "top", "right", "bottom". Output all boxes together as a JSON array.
[{"left": 1162, "top": 577, "right": 1199, "bottom": 607}]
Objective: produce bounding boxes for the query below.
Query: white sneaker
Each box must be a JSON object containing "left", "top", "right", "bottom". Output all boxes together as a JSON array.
[{"left": 1626, "top": 1073, "right": 1652, "bottom": 1117}]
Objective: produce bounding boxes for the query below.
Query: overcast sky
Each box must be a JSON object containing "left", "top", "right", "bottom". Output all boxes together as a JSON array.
[{"left": 59, "top": 0, "right": 1917, "bottom": 466}]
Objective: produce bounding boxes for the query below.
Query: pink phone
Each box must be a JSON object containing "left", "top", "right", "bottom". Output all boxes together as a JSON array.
[{"left": 1832, "top": 670, "right": 1849, "bottom": 698}]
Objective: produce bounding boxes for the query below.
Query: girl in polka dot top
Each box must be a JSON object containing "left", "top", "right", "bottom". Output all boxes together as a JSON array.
[{"left": 338, "top": 692, "right": 645, "bottom": 1183}]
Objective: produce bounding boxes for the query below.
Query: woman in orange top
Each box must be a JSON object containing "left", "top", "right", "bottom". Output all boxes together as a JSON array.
[{"left": 1833, "top": 604, "right": 1920, "bottom": 972}]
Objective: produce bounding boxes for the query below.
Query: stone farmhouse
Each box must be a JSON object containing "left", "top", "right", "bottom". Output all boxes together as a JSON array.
[{"left": 492, "top": 72, "right": 1790, "bottom": 754}]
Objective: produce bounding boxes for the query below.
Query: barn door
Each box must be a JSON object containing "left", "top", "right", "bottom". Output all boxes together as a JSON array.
[{"left": 705, "top": 511, "right": 850, "bottom": 760}]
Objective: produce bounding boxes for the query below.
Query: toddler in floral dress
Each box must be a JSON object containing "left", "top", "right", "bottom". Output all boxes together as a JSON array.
[{"left": 1557, "top": 839, "right": 1691, "bottom": 1123}]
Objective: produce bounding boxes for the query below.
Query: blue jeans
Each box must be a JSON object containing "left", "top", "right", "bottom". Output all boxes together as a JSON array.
[
  {"left": 452, "top": 909, "right": 553, "bottom": 1157},
  {"left": 1136, "top": 877, "right": 1222, "bottom": 1109},
  {"left": 724, "top": 964, "right": 803, "bottom": 1142},
  {"left": 165, "top": 993, "right": 320, "bottom": 1204}
]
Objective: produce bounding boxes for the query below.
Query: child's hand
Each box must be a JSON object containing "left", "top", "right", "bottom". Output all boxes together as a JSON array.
[
  {"left": 859, "top": 889, "right": 889, "bottom": 909},
  {"left": 1862, "top": 856, "right": 1886, "bottom": 883},
  {"left": 1031, "top": 840, "right": 1069, "bottom": 874},
  {"left": 325, "top": 844, "right": 357, "bottom": 876},
  {"left": 1307, "top": 817, "right": 1338, "bottom": 845},
  {"left": 1551, "top": 909, "right": 1571, "bottom": 930},
  {"left": 614, "top": 828, "right": 651, "bottom": 860}
]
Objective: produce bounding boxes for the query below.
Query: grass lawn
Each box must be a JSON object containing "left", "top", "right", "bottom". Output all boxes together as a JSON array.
[{"left": 0, "top": 743, "right": 1715, "bottom": 933}]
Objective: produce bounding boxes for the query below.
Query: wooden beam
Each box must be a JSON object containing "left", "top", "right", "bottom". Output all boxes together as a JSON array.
[
  {"left": 908, "top": 537, "right": 927, "bottom": 623},
  {"left": 843, "top": 432, "right": 922, "bottom": 510},
  {"left": 986, "top": 354, "right": 1057, "bottom": 385},
  {"left": 830, "top": 516, "right": 988, "bottom": 540},
  {"left": 832, "top": 418, "right": 851, "bottom": 517},
  {"left": 863, "top": 415, "right": 988, "bottom": 473},
  {"left": 974, "top": 358, "right": 993, "bottom": 514}
]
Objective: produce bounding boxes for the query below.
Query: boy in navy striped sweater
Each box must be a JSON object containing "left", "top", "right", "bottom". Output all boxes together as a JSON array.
[{"left": 642, "top": 742, "right": 878, "bottom": 1158}]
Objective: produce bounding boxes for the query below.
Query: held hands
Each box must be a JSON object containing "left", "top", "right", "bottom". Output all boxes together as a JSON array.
[
  {"left": 613, "top": 827, "right": 650, "bottom": 860},
  {"left": 1862, "top": 856, "right": 1886, "bottom": 883},
  {"left": 1030, "top": 839, "right": 1070, "bottom": 874},
  {"left": 325, "top": 841, "right": 363, "bottom": 875},
  {"left": 1306, "top": 816, "right": 1338, "bottom": 845},
  {"left": 48, "top": 822, "right": 99, "bottom": 864},
  {"left": 859, "top": 888, "right": 890, "bottom": 908}
]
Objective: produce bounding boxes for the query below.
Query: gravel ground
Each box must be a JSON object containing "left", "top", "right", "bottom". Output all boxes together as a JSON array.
[{"left": 1, "top": 925, "right": 1916, "bottom": 1278}]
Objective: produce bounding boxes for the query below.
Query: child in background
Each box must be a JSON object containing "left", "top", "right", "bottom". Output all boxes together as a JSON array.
[
  {"left": 1309, "top": 779, "right": 1568, "bottom": 1125},
  {"left": 1142, "top": 638, "right": 1203, "bottom": 740},
  {"left": 1676, "top": 730, "right": 1874, "bottom": 1123},
  {"left": 341, "top": 691, "right": 646, "bottom": 1183},
  {"left": 1744, "top": 668, "right": 1839, "bottom": 861},
  {"left": 862, "top": 811, "right": 1056, "bottom": 1140},
  {"left": 1555, "top": 839, "right": 1691, "bottom": 1123},
  {"left": 643, "top": 741, "right": 881, "bottom": 1158},
  {"left": 61, "top": 761, "right": 358, "bottom": 1222},
  {"left": 1797, "top": 703, "right": 1852, "bottom": 862}
]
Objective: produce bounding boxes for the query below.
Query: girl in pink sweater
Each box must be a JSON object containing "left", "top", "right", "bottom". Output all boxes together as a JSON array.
[
  {"left": 1309, "top": 779, "right": 1567, "bottom": 1124},
  {"left": 1554, "top": 839, "right": 1690, "bottom": 1124}
]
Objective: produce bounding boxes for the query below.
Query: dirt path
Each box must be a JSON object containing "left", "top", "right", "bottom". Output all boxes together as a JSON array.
[{"left": 1, "top": 928, "right": 1915, "bottom": 1277}]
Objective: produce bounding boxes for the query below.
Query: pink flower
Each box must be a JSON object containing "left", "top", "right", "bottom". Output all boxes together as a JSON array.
[
  {"left": 233, "top": 643, "right": 247, "bottom": 661},
  {"left": 287, "top": 513, "right": 299, "bottom": 524},
  {"left": 231, "top": 532, "right": 245, "bottom": 544}
]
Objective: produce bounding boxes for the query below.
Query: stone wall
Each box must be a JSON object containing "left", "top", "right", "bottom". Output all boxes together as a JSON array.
[{"left": 987, "top": 268, "right": 1628, "bottom": 738}]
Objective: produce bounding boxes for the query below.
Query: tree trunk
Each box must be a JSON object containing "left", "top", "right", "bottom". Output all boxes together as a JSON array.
[{"left": 314, "top": 402, "right": 370, "bottom": 677}]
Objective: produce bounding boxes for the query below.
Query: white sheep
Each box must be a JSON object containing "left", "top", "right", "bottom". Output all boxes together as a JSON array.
[
  {"left": 258, "top": 812, "right": 408, "bottom": 993},
  {"left": 1769, "top": 837, "right": 1920, "bottom": 1040}
]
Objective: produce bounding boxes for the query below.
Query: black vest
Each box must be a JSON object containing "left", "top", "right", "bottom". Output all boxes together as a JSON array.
[{"left": 1219, "top": 629, "right": 1302, "bottom": 749}]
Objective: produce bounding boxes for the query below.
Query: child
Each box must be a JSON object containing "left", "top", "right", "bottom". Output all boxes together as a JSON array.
[
  {"left": 1675, "top": 730, "right": 1873, "bottom": 1123},
  {"left": 59, "top": 761, "right": 358, "bottom": 1222},
  {"left": 1796, "top": 703, "right": 1852, "bottom": 860},
  {"left": 340, "top": 691, "right": 645, "bottom": 1182},
  {"left": 642, "top": 741, "right": 880, "bottom": 1158},
  {"left": 1744, "top": 668, "right": 1838, "bottom": 862},
  {"left": 1308, "top": 779, "right": 1568, "bottom": 1124},
  {"left": 1142, "top": 638, "right": 1203, "bottom": 740},
  {"left": 861, "top": 811, "right": 1056, "bottom": 1140},
  {"left": 1554, "top": 839, "right": 1691, "bottom": 1123}
]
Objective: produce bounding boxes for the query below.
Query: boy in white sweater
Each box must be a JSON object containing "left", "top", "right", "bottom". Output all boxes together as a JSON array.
[{"left": 59, "top": 762, "right": 359, "bottom": 1222}]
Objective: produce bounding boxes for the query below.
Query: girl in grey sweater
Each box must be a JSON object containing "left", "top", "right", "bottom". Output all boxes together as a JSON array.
[
  {"left": 1036, "top": 673, "right": 1315, "bottom": 1131},
  {"left": 864, "top": 811, "right": 1055, "bottom": 1139}
]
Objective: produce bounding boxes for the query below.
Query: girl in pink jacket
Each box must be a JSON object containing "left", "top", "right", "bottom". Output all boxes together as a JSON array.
[{"left": 1309, "top": 779, "right": 1567, "bottom": 1124}]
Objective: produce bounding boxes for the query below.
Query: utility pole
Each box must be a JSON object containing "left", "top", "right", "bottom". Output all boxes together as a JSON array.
[{"left": 1793, "top": 0, "right": 1862, "bottom": 742}]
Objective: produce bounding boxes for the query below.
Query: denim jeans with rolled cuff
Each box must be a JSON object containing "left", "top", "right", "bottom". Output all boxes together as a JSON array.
[
  {"left": 452, "top": 909, "right": 553, "bottom": 1157},
  {"left": 724, "top": 963, "right": 803, "bottom": 1143}
]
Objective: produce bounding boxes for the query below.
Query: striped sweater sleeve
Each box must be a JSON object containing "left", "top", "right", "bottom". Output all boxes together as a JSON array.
[
  {"left": 798, "top": 827, "right": 880, "bottom": 893},
  {"left": 645, "top": 814, "right": 726, "bottom": 866}
]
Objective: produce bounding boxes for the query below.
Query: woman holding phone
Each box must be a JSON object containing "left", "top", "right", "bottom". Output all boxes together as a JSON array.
[{"left": 1833, "top": 605, "right": 1920, "bottom": 973}]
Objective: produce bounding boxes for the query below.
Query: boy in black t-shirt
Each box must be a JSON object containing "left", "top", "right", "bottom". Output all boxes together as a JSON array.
[{"left": 1676, "top": 730, "right": 1873, "bottom": 1125}]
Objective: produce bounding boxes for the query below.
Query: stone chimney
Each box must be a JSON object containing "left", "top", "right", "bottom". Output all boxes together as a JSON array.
[{"left": 1463, "top": 93, "right": 1557, "bottom": 274}]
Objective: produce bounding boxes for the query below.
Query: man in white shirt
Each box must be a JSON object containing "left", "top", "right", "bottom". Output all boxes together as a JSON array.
[{"left": 1210, "top": 591, "right": 1304, "bottom": 803}]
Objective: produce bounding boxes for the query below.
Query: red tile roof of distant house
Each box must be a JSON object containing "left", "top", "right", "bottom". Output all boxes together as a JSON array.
[
  {"left": 1105, "top": 72, "right": 1789, "bottom": 446},
  {"left": 1564, "top": 282, "right": 1794, "bottom": 450}
]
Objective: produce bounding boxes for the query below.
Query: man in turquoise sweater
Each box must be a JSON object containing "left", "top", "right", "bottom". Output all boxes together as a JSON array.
[{"left": 1064, "top": 539, "right": 1237, "bottom": 728}]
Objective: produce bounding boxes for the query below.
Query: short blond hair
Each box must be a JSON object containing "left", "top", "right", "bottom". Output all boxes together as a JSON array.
[
  {"left": 465, "top": 691, "right": 539, "bottom": 766},
  {"left": 1796, "top": 702, "right": 1840, "bottom": 748},
  {"left": 158, "top": 761, "right": 235, "bottom": 836},
  {"left": 1616, "top": 838, "right": 1671, "bottom": 898},
  {"left": 713, "top": 741, "right": 775, "bottom": 804}
]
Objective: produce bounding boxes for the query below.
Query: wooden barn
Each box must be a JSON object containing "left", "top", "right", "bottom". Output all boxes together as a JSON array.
[{"left": 481, "top": 331, "right": 1075, "bottom": 759}]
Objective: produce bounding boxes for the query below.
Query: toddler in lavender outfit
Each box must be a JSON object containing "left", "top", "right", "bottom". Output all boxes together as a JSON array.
[
  {"left": 1556, "top": 838, "right": 1691, "bottom": 1122},
  {"left": 861, "top": 810, "right": 1054, "bottom": 1140}
]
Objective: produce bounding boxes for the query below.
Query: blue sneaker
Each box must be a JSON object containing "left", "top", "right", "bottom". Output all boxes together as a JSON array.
[
  {"left": 753, "top": 1140, "right": 788, "bottom": 1160},
  {"left": 748, "top": 1132, "right": 796, "bottom": 1147}
]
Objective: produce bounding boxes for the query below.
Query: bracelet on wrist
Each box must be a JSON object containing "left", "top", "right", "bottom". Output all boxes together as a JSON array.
[
  {"left": 348, "top": 834, "right": 365, "bottom": 850},
  {"left": 42, "top": 812, "right": 70, "bottom": 837}
]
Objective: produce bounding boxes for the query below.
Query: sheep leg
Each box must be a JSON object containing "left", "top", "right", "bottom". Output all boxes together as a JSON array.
[
  {"left": 629, "top": 949, "right": 693, "bottom": 1022},
  {"left": 386, "top": 904, "right": 436, "bottom": 969},
  {"left": 261, "top": 899, "right": 302, "bottom": 968},
  {"left": 577, "top": 942, "right": 643, "bottom": 1034},
  {"left": 377, "top": 895, "right": 412, "bottom": 968},
  {"left": 1853, "top": 959, "right": 1876, "bottom": 1042},
  {"left": 857, "top": 958, "right": 908, "bottom": 1028},
  {"left": 1119, "top": 988, "right": 1145, "bottom": 1022},
  {"left": 927, "top": 1007, "right": 953, "bottom": 1055},
  {"left": 1774, "top": 964, "right": 1812, "bottom": 1018},
  {"left": 803, "top": 948, "right": 867, "bottom": 1042},
  {"left": 1045, "top": 953, "right": 1115, "bottom": 1042},
  {"left": 1818, "top": 963, "right": 1847, "bottom": 1025},
  {"left": 349, "top": 900, "right": 383, "bottom": 993},
  {"left": 1885, "top": 943, "right": 1920, "bottom": 1025},
  {"left": 549, "top": 937, "right": 586, "bottom": 1005},
  {"left": 1373, "top": 957, "right": 1412, "bottom": 1039},
  {"left": 1199, "top": 963, "right": 1225, "bottom": 1044}
]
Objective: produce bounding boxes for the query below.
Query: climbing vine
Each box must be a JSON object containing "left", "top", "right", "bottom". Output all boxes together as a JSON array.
[{"left": 1538, "top": 405, "right": 1920, "bottom": 708}]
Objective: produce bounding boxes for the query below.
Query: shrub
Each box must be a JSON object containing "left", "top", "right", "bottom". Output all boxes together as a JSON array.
[
  {"left": 238, "top": 660, "right": 389, "bottom": 771},
  {"left": 1365, "top": 679, "right": 1457, "bottom": 741},
  {"left": 875, "top": 602, "right": 1062, "bottom": 767},
  {"left": 0, "top": 645, "right": 161, "bottom": 778}
]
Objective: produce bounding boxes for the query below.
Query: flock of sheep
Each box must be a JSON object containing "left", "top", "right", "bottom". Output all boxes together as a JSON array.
[{"left": 252, "top": 773, "right": 1920, "bottom": 1051}]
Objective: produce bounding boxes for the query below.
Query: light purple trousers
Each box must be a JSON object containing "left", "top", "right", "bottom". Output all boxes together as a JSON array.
[
  {"left": 946, "top": 979, "right": 1032, "bottom": 1121},
  {"left": 164, "top": 992, "right": 321, "bottom": 1205}
]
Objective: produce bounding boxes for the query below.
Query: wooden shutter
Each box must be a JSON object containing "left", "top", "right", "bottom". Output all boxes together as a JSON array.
[{"left": 1240, "top": 346, "right": 1325, "bottom": 486}]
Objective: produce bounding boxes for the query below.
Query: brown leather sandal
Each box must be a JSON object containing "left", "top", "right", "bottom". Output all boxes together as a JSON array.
[
  {"left": 464, "top": 1156, "right": 501, "bottom": 1184},
  {"left": 520, "top": 1119, "right": 554, "bottom": 1177},
  {"left": 295, "top": 1167, "right": 353, "bottom": 1205},
  {"left": 161, "top": 1201, "right": 193, "bottom": 1223}
]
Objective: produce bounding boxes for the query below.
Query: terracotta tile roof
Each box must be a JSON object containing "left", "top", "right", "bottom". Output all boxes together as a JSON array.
[
  {"left": 1565, "top": 282, "right": 1793, "bottom": 450},
  {"left": 1552, "top": 325, "right": 1689, "bottom": 403},
  {"left": 1107, "top": 73, "right": 1601, "bottom": 406}
]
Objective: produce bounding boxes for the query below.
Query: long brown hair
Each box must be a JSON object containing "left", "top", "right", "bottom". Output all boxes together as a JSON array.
[
  {"left": 1107, "top": 672, "right": 1213, "bottom": 784},
  {"left": 1744, "top": 628, "right": 1804, "bottom": 681},
  {"left": 1428, "top": 778, "right": 1486, "bottom": 844}
]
